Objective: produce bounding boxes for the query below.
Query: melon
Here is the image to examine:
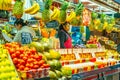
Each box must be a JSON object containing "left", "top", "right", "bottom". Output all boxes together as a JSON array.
[
  {"left": 53, "top": 60, "right": 62, "bottom": 70},
  {"left": 30, "top": 42, "right": 44, "bottom": 52},
  {"left": 49, "top": 70, "right": 58, "bottom": 79},
  {"left": 47, "top": 61, "right": 56, "bottom": 70},
  {"left": 44, "top": 52, "right": 52, "bottom": 60},
  {"left": 55, "top": 70, "right": 63, "bottom": 78}
]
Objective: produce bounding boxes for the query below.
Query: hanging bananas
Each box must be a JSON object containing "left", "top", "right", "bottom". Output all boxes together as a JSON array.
[
  {"left": 50, "top": 7, "right": 60, "bottom": 21},
  {"left": 66, "top": 11, "right": 76, "bottom": 22},
  {"left": 24, "top": 2, "right": 40, "bottom": 15}
]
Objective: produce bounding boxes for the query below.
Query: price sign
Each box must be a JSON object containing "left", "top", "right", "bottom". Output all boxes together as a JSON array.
[{"left": 46, "top": 20, "right": 59, "bottom": 28}]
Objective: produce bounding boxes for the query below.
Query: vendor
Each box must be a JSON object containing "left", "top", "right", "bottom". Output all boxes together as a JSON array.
[
  {"left": 58, "top": 22, "right": 72, "bottom": 48},
  {"left": 13, "top": 18, "right": 36, "bottom": 44}
]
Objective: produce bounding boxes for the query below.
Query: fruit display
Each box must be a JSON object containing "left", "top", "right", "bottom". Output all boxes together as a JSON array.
[
  {"left": 24, "top": 1, "right": 40, "bottom": 15},
  {"left": 86, "top": 36, "right": 100, "bottom": 48},
  {"left": 5, "top": 42, "right": 50, "bottom": 79},
  {"left": 59, "top": 1, "right": 68, "bottom": 23},
  {"left": 42, "top": 0, "right": 52, "bottom": 23},
  {"left": 12, "top": 0, "right": 23, "bottom": 19},
  {"left": 0, "top": 0, "right": 12, "bottom": 10},
  {"left": 0, "top": 45, "right": 20, "bottom": 80}
]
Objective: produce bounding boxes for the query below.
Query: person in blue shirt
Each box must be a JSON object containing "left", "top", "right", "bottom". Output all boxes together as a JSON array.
[{"left": 13, "top": 19, "right": 36, "bottom": 44}]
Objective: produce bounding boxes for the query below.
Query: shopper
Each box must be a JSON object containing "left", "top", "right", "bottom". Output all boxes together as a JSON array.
[
  {"left": 58, "top": 22, "right": 72, "bottom": 48},
  {"left": 13, "top": 18, "right": 36, "bottom": 44}
]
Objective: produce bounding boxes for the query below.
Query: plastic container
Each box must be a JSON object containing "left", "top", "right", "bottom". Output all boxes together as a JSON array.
[{"left": 18, "top": 68, "right": 50, "bottom": 80}]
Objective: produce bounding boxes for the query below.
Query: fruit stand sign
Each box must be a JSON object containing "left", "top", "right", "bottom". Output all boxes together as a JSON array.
[{"left": 46, "top": 20, "right": 59, "bottom": 28}]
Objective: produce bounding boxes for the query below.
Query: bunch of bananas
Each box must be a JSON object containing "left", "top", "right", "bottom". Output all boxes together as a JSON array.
[
  {"left": 50, "top": 7, "right": 60, "bottom": 21},
  {"left": 66, "top": 11, "right": 76, "bottom": 22},
  {"left": 0, "top": 0, "right": 12, "bottom": 10},
  {"left": 25, "top": 2, "right": 40, "bottom": 15}
]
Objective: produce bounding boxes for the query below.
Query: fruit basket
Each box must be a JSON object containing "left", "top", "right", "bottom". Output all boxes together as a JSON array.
[{"left": 18, "top": 68, "right": 50, "bottom": 80}]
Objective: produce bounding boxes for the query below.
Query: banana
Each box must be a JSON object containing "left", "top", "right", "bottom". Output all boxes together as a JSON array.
[
  {"left": 29, "top": 3, "right": 40, "bottom": 15},
  {"left": 66, "top": 11, "right": 76, "bottom": 22},
  {"left": 51, "top": 8, "right": 60, "bottom": 20},
  {"left": 50, "top": 7, "right": 58, "bottom": 18},
  {"left": 24, "top": 2, "right": 38, "bottom": 13}
]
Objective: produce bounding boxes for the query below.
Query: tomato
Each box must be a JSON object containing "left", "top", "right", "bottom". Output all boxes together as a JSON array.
[
  {"left": 26, "top": 63, "right": 30, "bottom": 67},
  {"left": 40, "top": 65, "right": 44, "bottom": 68},
  {"left": 5, "top": 43, "right": 11, "bottom": 47},
  {"left": 16, "top": 63, "right": 21, "bottom": 69},
  {"left": 34, "top": 55, "right": 40, "bottom": 60},
  {"left": 26, "top": 51, "right": 31, "bottom": 56},
  {"left": 9, "top": 48, "right": 15, "bottom": 55},
  {"left": 15, "top": 51, "right": 20, "bottom": 57},
  {"left": 24, "top": 67, "right": 29, "bottom": 71},
  {"left": 38, "top": 55, "right": 42, "bottom": 60},
  {"left": 23, "top": 56, "right": 27, "bottom": 61},
  {"left": 27, "top": 58, "right": 34, "bottom": 63},
  {"left": 20, "top": 54, "right": 24, "bottom": 59},
  {"left": 34, "top": 65, "right": 39, "bottom": 69},
  {"left": 11, "top": 53, "right": 17, "bottom": 59},
  {"left": 34, "top": 61, "right": 38, "bottom": 65},
  {"left": 30, "top": 47, "right": 36, "bottom": 54},
  {"left": 19, "top": 47, "right": 24, "bottom": 53},
  {"left": 38, "top": 60, "right": 45, "bottom": 66},
  {"left": 29, "top": 63, "right": 34, "bottom": 69},
  {"left": 19, "top": 65, "right": 25, "bottom": 70},
  {"left": 13, "top": 58, "right": 18, "bottom": 64},
  {"left": 30, "top": 55, "right": 34, "bottom": 58},
  {"left": 42, "top": 64, "right": 50, "bottom": 68},
  {"left": 19, "top": 60, "right": 25, "bottom": 65}
]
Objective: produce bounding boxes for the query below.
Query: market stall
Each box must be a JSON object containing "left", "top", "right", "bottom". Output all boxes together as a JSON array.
[{"left": 0, "top": 0, "right": 120, "bottom": 80}]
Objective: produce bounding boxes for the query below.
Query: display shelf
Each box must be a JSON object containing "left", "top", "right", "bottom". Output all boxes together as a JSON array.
[{"left": 71, "top": 63, "right": 120, "bottom": 80}]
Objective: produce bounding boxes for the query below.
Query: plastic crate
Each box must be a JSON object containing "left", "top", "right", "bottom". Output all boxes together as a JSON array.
[{"left": 18, "top": 68, "right": 50, "bottom": 80}]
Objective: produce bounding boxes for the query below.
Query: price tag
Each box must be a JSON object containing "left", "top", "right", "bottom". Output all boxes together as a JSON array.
[{"left": 46, "top": 20, "right": 59, "bottom": 28}]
